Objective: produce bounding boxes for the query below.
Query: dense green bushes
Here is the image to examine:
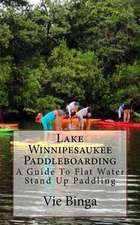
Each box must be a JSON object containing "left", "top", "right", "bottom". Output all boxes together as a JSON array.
[{"left": 0, "top": 0, "right": 140, "bottom": 115}]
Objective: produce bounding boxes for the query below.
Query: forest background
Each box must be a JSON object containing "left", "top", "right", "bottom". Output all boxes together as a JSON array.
[{"left": 1, "top": 0, "right": 140, "bottom": 118}]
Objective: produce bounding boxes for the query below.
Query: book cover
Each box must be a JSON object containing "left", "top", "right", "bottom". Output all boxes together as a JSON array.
[{"left": 0, "top": 0, "right": 140, "bottom": 225}]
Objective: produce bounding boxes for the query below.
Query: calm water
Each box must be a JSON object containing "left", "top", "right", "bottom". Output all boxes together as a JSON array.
[{"left": 0, "top": 122, "right": 140, "bottom": 224}]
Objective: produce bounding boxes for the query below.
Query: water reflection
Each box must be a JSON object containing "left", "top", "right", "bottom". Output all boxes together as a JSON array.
[{"left": 0, "top": 126, "right": 140, "bottom": 224}]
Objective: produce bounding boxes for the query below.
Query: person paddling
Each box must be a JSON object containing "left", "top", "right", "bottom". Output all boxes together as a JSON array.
[
  {"left": 118, "top": 103, "right": 131, "bottom": 122},
  {"left": 35, "top": 110, "right": 65, "bottom": 130},
  {"left": 123, "top": 104, "right": 131, "bottom": 122},
  {"left": 66, "top": 101, "right": 80, "bottom": 118},
  {"left": 76, "top": 107, "right": 92, "bottom": 129}
]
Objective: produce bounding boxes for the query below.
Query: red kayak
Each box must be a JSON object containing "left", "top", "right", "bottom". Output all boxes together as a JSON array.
[
  {"left": 62, "top": 118, "right": 140, "bottom": 129},
  {"left": 96, "top": 120, "right": 140, "bottom": 129}
]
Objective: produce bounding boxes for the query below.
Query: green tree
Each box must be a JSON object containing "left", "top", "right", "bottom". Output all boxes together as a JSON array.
[
  {"left": 45, "top": 42, "right": 109, "bottom": 114},
  {"left": 66, "top": 0, "right": 140, "bottom": 74},
  {"left": 0, "top": 0, "right": 28, "bottom": 7},
  {"left": 110, "top": 61, "right": 140, "bottom": 111},
  {"left": 0, "top": 0, "right": 140, "bottom": 117},
  {"left": 0, "top": 58, "right": 12, "bottom": 107}
]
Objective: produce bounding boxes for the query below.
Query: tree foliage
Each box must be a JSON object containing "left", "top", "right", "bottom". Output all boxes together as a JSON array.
[
  {"left": 0, "top": 0, "right": 140, "bottom": 116},
  {"left": 110, "top": 62, "right": 140, "bottom": 111}
]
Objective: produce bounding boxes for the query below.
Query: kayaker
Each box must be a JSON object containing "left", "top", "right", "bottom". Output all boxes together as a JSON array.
[
  {"left": 66, "top": 101, "right": 80, "bottom": 118},
  {"left": 123, "top": 104, "right": 131, "bottom": 122},
  {"left": 35, "top": 112, "right": 42, "bottom": 123},
  {"left": 76, "top": 107, "right": 92, "bottom": 129},
  {"left": 118, "top": 103, "right": 131, "bottom": 122},
  {"left": 35, "top": 110, "right": 65, "bottom": 130},
  {"left": 118, "top": 103, "right": 125, "bottom": 119}
]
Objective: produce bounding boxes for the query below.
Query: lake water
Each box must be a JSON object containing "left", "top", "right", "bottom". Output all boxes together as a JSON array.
[{"left": 0, "top": 121, "right": 140, "bottom": 224}]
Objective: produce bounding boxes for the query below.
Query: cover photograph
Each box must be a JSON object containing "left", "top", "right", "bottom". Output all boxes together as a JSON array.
[{"left": 0, "top": 0, "right": 140, "bottom": 225}]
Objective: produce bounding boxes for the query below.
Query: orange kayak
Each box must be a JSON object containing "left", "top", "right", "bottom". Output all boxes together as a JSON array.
[
  {"left": 0, "top": 123, "right": 19, "bottom": 128},
  {"left": 62, "top": 118, "right": 101, "bottom": 123}
]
